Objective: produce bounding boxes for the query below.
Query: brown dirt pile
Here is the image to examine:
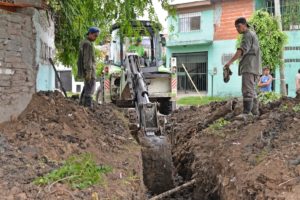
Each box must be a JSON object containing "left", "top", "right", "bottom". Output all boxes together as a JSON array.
[
  {"left": 0, "top": 91, "right": 145, "bottom": 200},
  {"left": 169, "top": 98, "right": 300, "bottom": 200}
]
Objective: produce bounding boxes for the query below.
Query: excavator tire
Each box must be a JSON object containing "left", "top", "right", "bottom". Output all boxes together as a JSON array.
[{"left": 140, "top": 135, "right": 174, "bottom": 195}]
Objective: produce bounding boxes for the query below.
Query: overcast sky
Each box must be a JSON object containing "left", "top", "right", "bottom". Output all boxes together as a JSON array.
[
  {"left": 154, "top": 0, "right": 168, "bottom": 32},
  {"left": 140, "top": 0, "right": 169, "bottom": 33}
]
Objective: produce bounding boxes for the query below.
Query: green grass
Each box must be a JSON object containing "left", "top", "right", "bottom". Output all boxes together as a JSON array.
[
  {"left": 177, "top": 96, "right": 227, "bottom": 106},
  {"left": 34, "top": 153, "right": 112, "bottom": 189},
  {"left": 66, "top": 91, "right": 79, "bottom": 97}
]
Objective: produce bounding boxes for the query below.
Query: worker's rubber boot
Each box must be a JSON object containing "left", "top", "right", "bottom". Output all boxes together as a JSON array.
[
  {"left": 84, "top": 96, "right": 93, "bottom": 108},
  {"left": 251, "top": 98, "right": 260, "bottom": 116},
  {"left": 79, "top": 88, "right": 85, "bottom": 105},
  {"left": 79, "top": 94, "right": 84, "bottom": 105},
  {"left": 235, "top": 99, "right": 253, "bottom": 121}
]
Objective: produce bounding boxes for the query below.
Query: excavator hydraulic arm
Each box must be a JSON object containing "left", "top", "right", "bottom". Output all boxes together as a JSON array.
[{"left": 125, "top": 53, "right": 159, "bottom": 136}]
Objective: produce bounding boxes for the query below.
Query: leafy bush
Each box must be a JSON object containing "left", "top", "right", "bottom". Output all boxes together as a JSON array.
[
  {"left": 258, "top": 92, "right": 281, "bottom": 105},
  {"left": 34, "top": 153, "right": 112, "bottom": 189}
]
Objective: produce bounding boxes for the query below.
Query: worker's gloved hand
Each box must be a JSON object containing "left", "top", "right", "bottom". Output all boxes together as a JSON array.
[
  {"left": 85, "top": 70, "right": 92, "bottom": 81},
  {"left": 223, "top": 67, "right": 232, "bottom": 83}
]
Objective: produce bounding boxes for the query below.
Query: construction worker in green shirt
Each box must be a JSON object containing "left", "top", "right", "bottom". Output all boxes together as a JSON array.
[{"left": 128, "top": 37, "right": 145, "bottom": 57}]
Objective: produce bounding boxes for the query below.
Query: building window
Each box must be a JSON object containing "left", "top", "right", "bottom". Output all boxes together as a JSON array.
[
  {"left": 264, "top": 0, "right": 300, "bottom": 31},
  {"left": 179, "top": 12, "right": 201, "bottom": 32},
  {"left": 285, "top": 46, "right": 300, "bottom": 50},
  {"left": 285, "top": 59, "right": 300, "bottom": 63}
]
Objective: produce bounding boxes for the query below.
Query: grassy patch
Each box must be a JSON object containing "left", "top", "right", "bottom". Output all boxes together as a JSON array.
[
  {"left": 258, "top": 92, "right": 281, "bottom": 105},
  {"left": 206, "top": 118, "right": 230, "bottom": 138},
  {"left": 177, "top": 96, "right": 227, "bottom": 106},
  {"left": 255, "top": 149, "right": 268, "bottom": 164},
  {"left": 34, "top": 153, "right": 112, "bottom": 189}
]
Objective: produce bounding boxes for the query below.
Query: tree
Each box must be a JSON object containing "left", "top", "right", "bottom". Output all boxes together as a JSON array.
[
  {"left": 239, "top": 11, "right": 287, "bottom": 78},
  {"left": 47, "top": 0, "right": 174, "bottom": 71}
]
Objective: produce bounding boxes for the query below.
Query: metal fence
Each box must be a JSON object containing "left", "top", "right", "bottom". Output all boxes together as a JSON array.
[{"left": 173, "top": 52, "right": 208, "bottom": 93}]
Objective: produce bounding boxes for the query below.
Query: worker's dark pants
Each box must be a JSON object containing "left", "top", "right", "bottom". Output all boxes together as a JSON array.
[
  {"left": 242, "top": 73, "right": 259, "bottom": 114},
  {"left": 80, "top": 78, "right": 96, "bottom": 107}
]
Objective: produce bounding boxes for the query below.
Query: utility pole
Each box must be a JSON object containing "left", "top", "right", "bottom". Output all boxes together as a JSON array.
[{"left": 274, "top": 0, "right": 287, "bottom": 96}]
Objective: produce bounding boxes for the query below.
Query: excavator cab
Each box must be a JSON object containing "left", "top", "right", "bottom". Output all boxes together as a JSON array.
[{"left": 101, "top": 20, "right": 177, "bottom": 115}]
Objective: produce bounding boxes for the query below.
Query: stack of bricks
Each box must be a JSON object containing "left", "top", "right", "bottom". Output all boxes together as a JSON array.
[{"left": 0, "top": 9, "right": 36, "bottom": 104}]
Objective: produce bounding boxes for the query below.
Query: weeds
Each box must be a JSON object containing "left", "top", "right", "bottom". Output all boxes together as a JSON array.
[
  {"left": 292, "top": 104, "right": 300, "bottom": 112},
  {"left": 280, "top": 104, "right": 289, "bottom": 112},
  {"left": 209, "top": 118, "right": 230, "bottom": 130},
  {"left": 255, "top": 149, "right": 268, "bottom": 164},
  {"left": 34, "top": 153, "right": 112, "bottom": 189},
  {"left": 258, "top": 92, "right": 281, "bottom": 105}
]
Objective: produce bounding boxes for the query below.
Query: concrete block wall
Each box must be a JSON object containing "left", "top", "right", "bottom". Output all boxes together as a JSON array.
[{"left": 0, "top": 7, "right": 55, "bottom": 123}]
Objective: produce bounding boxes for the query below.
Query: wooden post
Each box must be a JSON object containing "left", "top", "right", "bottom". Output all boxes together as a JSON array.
[{"left": 274, "top": 0, "right": 287, "bottom": 96}]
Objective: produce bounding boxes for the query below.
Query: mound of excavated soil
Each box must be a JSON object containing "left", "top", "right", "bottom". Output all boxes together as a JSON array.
[
  {"left": 168, "top": 98, "right": 300, "bottom": 200},
  {"left": 0, "top": 91, "right": 145, "bottom": 200}
]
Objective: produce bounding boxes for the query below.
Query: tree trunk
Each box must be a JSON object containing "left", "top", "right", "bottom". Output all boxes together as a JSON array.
[{"left": 274, "top": 0, "right": 287, "bottom": 96}]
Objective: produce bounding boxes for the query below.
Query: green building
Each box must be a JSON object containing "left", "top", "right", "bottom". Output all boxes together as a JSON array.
[{"left": 167, "top": 0, "right": 300, "bottom": 97}]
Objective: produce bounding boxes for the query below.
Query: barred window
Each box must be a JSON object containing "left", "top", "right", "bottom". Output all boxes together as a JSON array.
[
  {"left": 264, "top": 0, "right": 300, "bottom": 31},
  {"left": 285, "top": 59, "right": 300, "bottom": 63},
  {"left": 285, "top": 46, "right": 300, "bottom": 50},
  {"left": 179, "top": 12, "right": 201, "bottom": 32}
]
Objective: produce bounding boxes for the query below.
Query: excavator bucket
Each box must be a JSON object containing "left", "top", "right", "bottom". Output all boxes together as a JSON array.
[{"left": 140, "top": 103, "right": 159, "bottom": 136}]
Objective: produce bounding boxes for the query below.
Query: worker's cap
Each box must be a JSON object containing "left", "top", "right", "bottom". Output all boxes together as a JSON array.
[
  {"left": 235, "top": 17, "right": 250, "bottom": 28},
  {"left": 87, "top": 27, "right": 100, "bottom": 35}
]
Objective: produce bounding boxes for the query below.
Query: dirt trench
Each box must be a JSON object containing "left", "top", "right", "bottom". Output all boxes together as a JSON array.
[
  {"left": 163, "top": 98, "right": 300, "bottom": 200},
  {"left": 2, "top": 92, "right": 300, "bottom": 200},
  {"left": 0, "top": 91, "right": 146, "bottom": 200}
]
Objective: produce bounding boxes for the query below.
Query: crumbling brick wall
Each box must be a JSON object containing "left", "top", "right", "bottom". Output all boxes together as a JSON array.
[{"left": 0, "top": 7, "right": 55, "bottom": 123}]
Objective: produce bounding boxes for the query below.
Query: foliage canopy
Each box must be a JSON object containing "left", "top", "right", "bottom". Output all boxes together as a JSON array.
[{"left": 47, "top": 0, "right": 174, "bottom": 68}]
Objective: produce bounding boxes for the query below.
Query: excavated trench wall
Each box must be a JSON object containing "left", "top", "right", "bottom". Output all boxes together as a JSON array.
[{"left": 0, "top": 5, "right": 55, "bottom": 123}]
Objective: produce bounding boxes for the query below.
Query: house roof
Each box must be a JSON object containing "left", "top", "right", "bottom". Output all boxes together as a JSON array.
[{"left": 170, "top": 0, "right": 211, "bottom": 9}]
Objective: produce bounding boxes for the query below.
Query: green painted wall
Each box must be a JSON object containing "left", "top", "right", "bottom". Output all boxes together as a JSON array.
[
  {"left": 167, "top": 9, "right": 242, "bottom": 97},
  {"left": 275, "top": 31, "right": 300, "bottom": 97},
  {"left": 167, "top": 9, "right": 214, "bottom": 48},
  {"left": 167, "top": 40, "right": 243, "bottom": 97}
]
